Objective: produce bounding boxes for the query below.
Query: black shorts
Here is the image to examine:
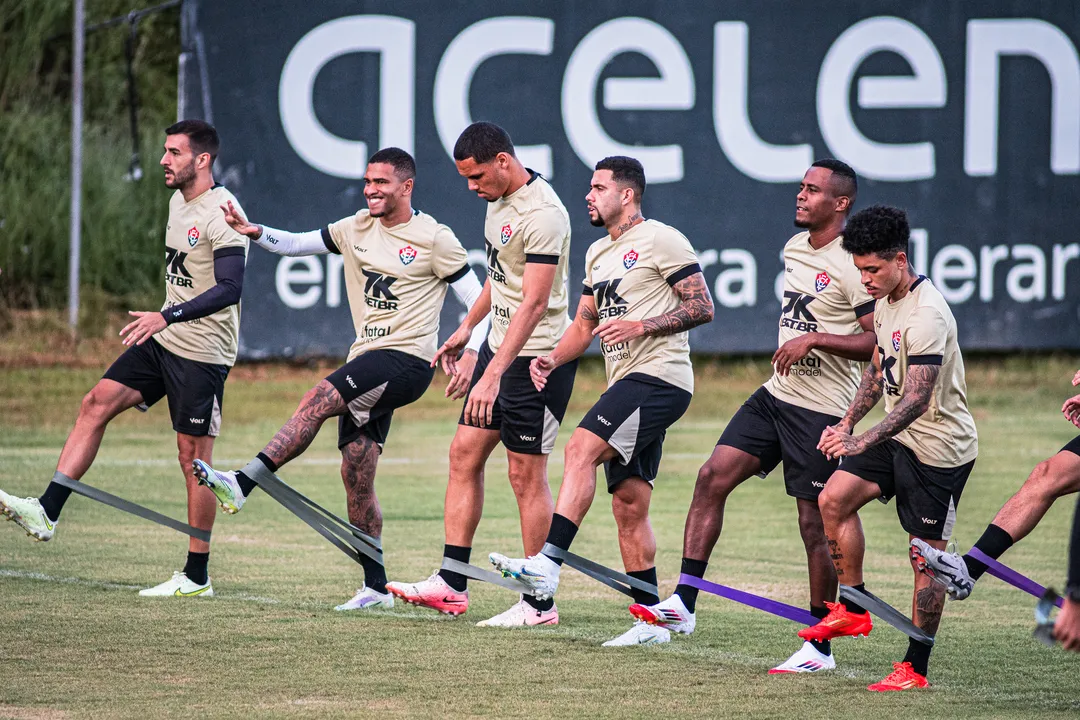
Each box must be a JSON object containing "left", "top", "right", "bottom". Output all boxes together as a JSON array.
[
  {"left": 325, "top": 349, "right": 435, "bottom": 450},
  {"left": 717, "top": 387, "right": 841, "bottom": 501},
  {"left": 103, "top": 338, "right": 229, "bottom": 437},
  {"left": 458, "top": 340, "right": 577, "bottom": 454},
  {"left": 838, "top": 439, "right": 975, "bottom": 541},
  {"left": 578, "top": 373, "right": 692, "bottom": 492},
  {"left": 1063, "top": 436, "right": 1080, "bottom": 457}
]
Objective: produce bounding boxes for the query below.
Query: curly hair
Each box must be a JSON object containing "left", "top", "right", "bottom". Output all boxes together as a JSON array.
[{"left": 841, "top": 205, "right": 910, "bottom": 258}]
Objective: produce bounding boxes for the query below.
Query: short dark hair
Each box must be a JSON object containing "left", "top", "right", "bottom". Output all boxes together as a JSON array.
[
  {"left": 594, "top": 156, "right": 646, "bottom": 202},
  {"left": 841, "top": 205, "right": 910, "bottom": 258},
  {"left": 811, "top": 158, "right": 858, "bottom": 210},
  {"left": 453, "top": 122, "right": 515, "bottom": 164},
  {"left": 165, "top": 119, "right": 220, "bottom": 161},
  {"left": 368, "top": 147, "right": 416, "bottom": 180}
]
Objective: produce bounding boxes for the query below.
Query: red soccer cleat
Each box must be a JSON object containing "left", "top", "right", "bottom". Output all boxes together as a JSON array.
[
  {"left": 797, "top": 600, "right": 873, "bottom": 641},
  {"left": 385, "top": 573, "right": 469, "bottom": 616},
  {"left": 867, "top": 662, "right": 930, "bottom": 692}
]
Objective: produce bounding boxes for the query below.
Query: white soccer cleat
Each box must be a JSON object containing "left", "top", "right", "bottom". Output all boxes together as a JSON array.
[
  {"left": 476, "top": 598, "right": 559, "bottom": 627},
  {"left": 385, "top": 573, "right": 469, "bottom": 615},
  {"left": 602, "top": 621, "right": 671, "bottom": 647},
  {"left": 0, "top": 489, "right": 56, "bottom": 541},
  {"left": 910, "top": 538, "right": 974, "bottom": 600},
  {"left": 628, "top": 594, "right": 696, "bottom": 634},
  {"left": 768, "top": 641, "right": 836, "bottom": 674},
  {"left": 334, "top": 585, "right": 394, "bottom": 611},
  {"left": 488, "top": 552, "right": 561, "bottom": 600},
  {"left": 192, "top": 459, "right": 246, "bottom": 514},
  {"left": 138, "top": 571, "right": 213, "bottom": 598}
]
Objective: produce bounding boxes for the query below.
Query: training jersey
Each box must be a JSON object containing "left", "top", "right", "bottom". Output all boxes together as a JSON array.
[
  {"left": 483, "top": 172, "right": 571, "bottom": 355},
  {"left": 873, "top": 276, "right": 978, "bottom": 468},
  {"left": 764, "top": 232, "right": 875, "bottom": 417},
  {"left": 583, "top": 219, "right": 701, "bottom": 393},
  {"left": 155, "top": 185, "right": 248, "bottom": 366},
  {"left": 324, "top": 209, "right": 471, "bottom": 363}
]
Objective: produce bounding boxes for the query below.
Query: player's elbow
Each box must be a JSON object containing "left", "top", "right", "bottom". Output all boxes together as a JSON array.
[{"left": 700, "top": 299, "right": 715, "bottom": 324}]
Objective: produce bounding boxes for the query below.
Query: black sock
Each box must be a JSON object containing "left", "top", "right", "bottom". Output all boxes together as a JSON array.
[
  {"left": 438, "top": 544, "right": 471, "bottom": 592},
  {"left": 628, "top": 567, "right": 660, "bottom": 606},
  {"left": 842, "top": 583, "right": 867, "bottom": 614},
  {"left": 39, "top": 473, "right": 74, "bottom": 522},
  {"left": 523, "top": 594, "right": 554, "bottom": 612},
  {"left": 360, "top": 550, "right": 387, "bottom": 593},
  {"left": 674, "top": 557, "right": 708, "bottom": 613},
  {"left": 902, "top": 638, "right": 933, "bottom": 677},
  {"left": 235, "top": 471, "right": 258, "bottom": 498},
  {"left": 256, "top": 452, "right": 279, "bottom": 473},
  {"left": 809, "top": 605, "right": 832, "bottom": 655},
  {"left": 542, "top": 514, "right": 579, "bottom": 565},
  {"left": 964, "top": 523, "right": 1014, "bottom": 581},
  {"left": 183, "top": 551, "right": 210, "bottom": 585}
]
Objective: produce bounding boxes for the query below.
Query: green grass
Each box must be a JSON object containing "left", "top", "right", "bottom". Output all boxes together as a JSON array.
[{"left": 1, "top": 358, "right": 1079, "bottom": 718}]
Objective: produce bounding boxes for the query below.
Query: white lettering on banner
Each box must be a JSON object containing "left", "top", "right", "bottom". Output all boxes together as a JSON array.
[
  {"left": 276, "top": 257, "right": 323, "bottom": 309},
  {"left": 965, "top": 20, "right": 1080, "bottom": 176},
  {"left": 279, "top": 16, "right": 415, "bottom": 179},
  {"left": 817, "top": 16, "right": 946, "bottom": 181},
  {"left": 434, "top": 17, "right": 555, "bottom": 176}
]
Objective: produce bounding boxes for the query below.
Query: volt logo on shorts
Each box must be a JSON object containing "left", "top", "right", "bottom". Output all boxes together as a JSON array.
[
  {"left": 921, "top": 517, "right": 939, "bottom": 525},
  {"left": 362, "top": 270, "right": 399, "bottom": 310},
  {"left": 485, "top": 242, "right": 506, "bottom": 284},
  {"left": 780, "top": 292, "right": 817, "bottom": 331},
  {"left": 346, "top": 375, "right": 357, "bottom": 389},
  {"left": 519, "top": 435, "right": 536, "bottom": 442},
  {"left": 188, "top": 417, "right": 205, "bottom": 424},
  {"left": 594, "top": 279, "right": 628, "bottom": 320},
  {"left": 597, "top": 415, "right": 611, "bottom": 426},
  {"left": 165, "top": 248, "right": 194, "bottom": 288}
]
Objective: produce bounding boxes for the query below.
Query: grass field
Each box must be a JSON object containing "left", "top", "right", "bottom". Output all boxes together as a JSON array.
[{"left": 1, "top": 354, "right": 1079, "bottom": 719}]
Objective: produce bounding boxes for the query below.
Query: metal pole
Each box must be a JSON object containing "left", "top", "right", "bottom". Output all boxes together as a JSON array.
[{"left": 68, "top": 0, "right": 85, "bottom": 332}]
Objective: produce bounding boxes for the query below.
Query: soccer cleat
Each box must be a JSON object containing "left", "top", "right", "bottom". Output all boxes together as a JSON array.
[
  {"left": 0, "top": 489, "right": 56, "bottom": 541},
  {"left": 488, "top": 552, "right": 561, "bottom": 600},
  {"left": 910, "top": 538, "right": 974, "bottom": 600},
  {"left": 602, "top": 621, "right": 671, "bottom": 647},
  {"left": 768, "top": 641, "right": 836, "bottom": 674},
  {"left": 138, "top": 571, "right": 213, "bottom": 597},
  {"left": 797, "top": 601, "right": 872, "bottom": 641},
  {"left": 867, "top": 662, "right": 930, "bottom": 692},
  {"left": 385, "top": 573, "right": 469, "bottom": 616},
  {"left": 192, "top": 459, "right": 246, "bottom": 514},
  {"left": 334, "top": 585, "right": 394, "bottom": 611},
  {"left": 476, "top": 598, "right": 559, "bottom": 627},
  {"left": 628, "top": 594, "right": 696, "bottom": 634}
]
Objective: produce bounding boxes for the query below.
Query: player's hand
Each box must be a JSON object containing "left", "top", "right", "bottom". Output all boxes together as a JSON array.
[
  {"left": 1053, "top": 598, "right": 1080, "bottom": 652},
  {"left": 1073, "top": 368, "right": 1080, "bottom": 386},
  {"left": 220, "top": 201, "right": 262, "bottom": 239},
  {"left": 432, "top": 325, "right": 472, "bottom": 373},
  {"left": 817, "top": 421, "right": 851, "bottom": 450},
  {"left": 445, "top": 349, "right": 476, "bottom": 400},
  {"left": 1063, "top": 393, "right": 1080, "bottom": 429},
  {"left": 464, "top": 370, "right": 500, "bottom": 427},
  {"left": 818, "top": 424, "right": 862, "bottom": 460},
  {"left": 530, "top": 355, "right": 556, "bottom": 392},
  {"left": 593, "top": 319, "right": 644, "bottom": 345},
  {"left": 772, "top": 334, "right": 818, "bottom": 376},
  {"left": 120, "top": 311, "right": 168, "bottom": 346}
]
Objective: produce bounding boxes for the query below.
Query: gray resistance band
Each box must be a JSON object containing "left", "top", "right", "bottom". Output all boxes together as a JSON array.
[
  {"left": 542, "top": 543, "right": 659, "bottom": 599},
  {"left": 51, "top": 473, "right": 211, "bottom": 542},
  {"left": 840, "top": 584, "right": 935, "bottom": 645},
  {"left": 440, "top": 557, "right": 532, "bottom": 594}
]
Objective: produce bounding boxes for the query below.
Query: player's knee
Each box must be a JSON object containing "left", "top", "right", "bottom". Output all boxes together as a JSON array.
[
  {"left": 449, "top": 433, "right": 485, "bottom": 473},
  {"left": 816, "top": 487, "right": 846, "bottom": 525},
  {"left": 79, "top": 386, "right": 113, "bottom": 423},
  {"left": 694, "top": 460, "right": 735, "bottom": 499},
  {"left": 611, "top": 488, "right": 648, "bottom": 527},
  {"left": 298, "top": 380, "right": 340, "bottom": 420},
  {"left": 506, "top": 461, "right": 543, "bottom": 495},
  {"left": 796, "top": 505, "right": 826, "bottom": 546},
  {"left": 1024, "top": 459, "right": 1073, "bottom": 500}
]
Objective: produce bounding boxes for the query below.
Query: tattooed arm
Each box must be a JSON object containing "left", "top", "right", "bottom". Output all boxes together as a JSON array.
[
  {"left": 592, "top": 271, "right": 715, "bottom": 346},
  {"left": 838, "top": 349, "right": 885, "bottom": 432}
]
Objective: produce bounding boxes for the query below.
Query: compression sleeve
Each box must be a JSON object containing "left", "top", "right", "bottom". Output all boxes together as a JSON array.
[
  {"left": 253, "top": 226, "right": 330, "bottom": 256},
  {"left": 449, "top": 270, "right": 490, "bottom": 352},
  {"left": 161, "top": 251, "right": 245, "bottom": 325}
]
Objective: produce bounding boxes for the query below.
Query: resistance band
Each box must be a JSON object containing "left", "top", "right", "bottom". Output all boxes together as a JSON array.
[
  {"left": 677, "top": 574, "right": 816, "bottom": 625},
  {"left": 967, "top": 547, "right": 1064, "bottom": 608},
  {"left": 541, "top": 543, "right": 659, "bottom": 599},
  {"left": 839, "top": 584, "right": 935, "bottom": 645}
]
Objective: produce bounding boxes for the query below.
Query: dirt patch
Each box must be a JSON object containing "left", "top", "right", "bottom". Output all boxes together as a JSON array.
[{"left": 0, "top": 705, "right": 70, "bottom": 720}]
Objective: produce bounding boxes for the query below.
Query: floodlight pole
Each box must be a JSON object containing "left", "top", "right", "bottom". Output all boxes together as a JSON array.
[{"left": 69, "top": 0, "right": 85, "bottom": 332}]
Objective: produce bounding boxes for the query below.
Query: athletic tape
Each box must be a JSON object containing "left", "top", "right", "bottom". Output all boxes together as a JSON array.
[
  {"left": 50, "top": 474, "right": 210, "bottom": 542},
  {"left": 541, "top": 543, "right": 659, "bottom": 598},
  {"left": 677, "top": 574, "right": 816, "bottom": 625},
  {"left": 439, "top": 557, "right": 532, "bottom": 594},
  {"left": 839, "top": 585, "right": 935, "bottom": 645},
  {"left": 967, "top": 547, "right": 1064, "bottom": 608}
]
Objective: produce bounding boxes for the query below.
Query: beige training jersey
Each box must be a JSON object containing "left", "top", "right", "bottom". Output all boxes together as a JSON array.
[
  {"left": 764, "top": 232, "right": 875, "bottom": 417},
  {"left": 583, "top": 219, "right": 700, "bottom": 393},
  {"left": 483, "top": 172, "right": 571, "bottom": 354},
  {"left": 873, "top": 276, "right": 978, "bottom": 467},
  {"left": 325, "top": 209, "right": 470, "bottom": 363},
  {"left": 155, "top": 185, "right": 248, "bottom": 366}
]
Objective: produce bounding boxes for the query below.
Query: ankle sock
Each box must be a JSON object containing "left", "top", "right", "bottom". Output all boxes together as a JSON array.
[
  {"left": 674, "top": 557, "right": 708, "bottom": 613},
  {"left": 438, "top": 544, "right": 471, "bottom": 592}
]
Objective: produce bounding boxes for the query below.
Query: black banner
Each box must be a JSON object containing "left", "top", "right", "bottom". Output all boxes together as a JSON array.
[{"left": 182, "top": 1, "right": 1080, "bottom": 357}]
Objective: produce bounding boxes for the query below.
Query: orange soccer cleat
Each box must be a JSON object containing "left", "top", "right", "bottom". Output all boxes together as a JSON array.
[
  {"left": 867, "top": 662, "right": 930, "bottom": 692},
  {"left": 797, "top": 600, "right": 873, "bottom": 641}
]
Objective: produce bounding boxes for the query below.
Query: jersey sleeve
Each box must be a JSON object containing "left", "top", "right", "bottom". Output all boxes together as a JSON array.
[
  {"left": 207, "top": 199, "right": 248, "bottom": 253},
  {"left": 904, "top": 305, "right": 947, "bottom": 364},
  {"left": 582, "top": 243, "right": 596, "bottom": 295},
  {"left": 842, "top": 259, "right": 875, "bottom": 318},
  {"left": 324, "top": 215, "right": 353, "bottom": 255},
  {"left": 432, "top": 225, "right": 471, "bottom": 282},
  {"left": 655, "top": 228, "right": 702, "bottom": 286},
  {"left": 522, "top": 206, "right": 569, "bottom": 264}
]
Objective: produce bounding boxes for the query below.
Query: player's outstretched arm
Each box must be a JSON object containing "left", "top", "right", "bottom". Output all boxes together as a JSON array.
[
  {"left": 219, "top": 201, "right": 329, "bottom": 257},
  {"left": 773, "top": 312, "right": 876, "bottom": 376},
  {"left": 530, "top": 294, "right": 598, "bottom": 392}
]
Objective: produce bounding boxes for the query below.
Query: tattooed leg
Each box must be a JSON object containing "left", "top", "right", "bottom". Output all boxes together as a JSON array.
[
  {"left": 341, "top": 433, "right": 385, "bottom": 591},
  {"left": 818, "top": 471, "right": 882, "bottom": 584},
  {"left": 911, "top": 535, "right": 947, "bottom": 635},
  {"left": 262, "top": 380, "right": 347, "bottom": 468}
]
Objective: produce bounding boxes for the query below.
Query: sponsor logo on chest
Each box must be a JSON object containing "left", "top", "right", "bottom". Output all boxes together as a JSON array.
[
  {"left": 399, "top": 245, "right": 417, "bottom": 265},
  {"left": 187, "top": 226, "right": 200, "bottom": 248},
  {"left": 500, "top": 223, "right": 513, "bottom": 245},
  {"left": 815, "top": 270, "right": 831, "bottom": 293}
]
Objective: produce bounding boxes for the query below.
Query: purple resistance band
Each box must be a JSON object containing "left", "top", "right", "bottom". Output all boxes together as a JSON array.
[
  {"left": 967, "top": 547, "right": 1064, "bottom": 609},
  {"left": 678, "top": 574, "right": 817, "bottom": 625}
]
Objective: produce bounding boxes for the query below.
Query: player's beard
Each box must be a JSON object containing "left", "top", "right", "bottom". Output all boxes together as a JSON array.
[
  {"left": 589, "top": 209, "right": 605, "bottom": 227},
  {"left": 793, "top": 217, "right": 811, "bottom": 228},
  {"left": 165, "top": 160, "right": 197, "bottom": 190}
]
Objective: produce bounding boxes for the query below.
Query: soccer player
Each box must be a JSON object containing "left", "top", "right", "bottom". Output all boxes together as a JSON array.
[
  {"left": 912, "top": 369, "right": 1080, "bottom": 603},
  {"left": 629, "top": 160, "right": 871, "bottom": 670},
  {"left": 387, "top": 122, "right": 578, "bottom": 626},
  {"left": 192, "top": 148, "right": 488, "bottom": 611},
  {"left": 488, "top": 156, "right": 715, "bottom": 645},
  {"left": 1056, "top": 493, "right": 1080, "bottom": 651},
  {"left": 805, "top": 205, "right": 978, "bottom": 691},
  {"left": 0, "top": 120, "right": 247, "bottom": 597}
]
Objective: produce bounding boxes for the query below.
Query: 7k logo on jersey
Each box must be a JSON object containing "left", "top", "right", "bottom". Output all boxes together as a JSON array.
[
  {"left": 485, "top": 242, "right": 506, "bottom": 284},
  {"left": 362, "top": 269, "right": 399, "bottom": 310},
  {"left": 780, "top": 291, "right": 817, "bottom": 332},
  {"left": 165, "top": 247, "right": 194, "bottom": 288},
  {"left": 594, "top": 278, "right": 628, "bottom": 320}
]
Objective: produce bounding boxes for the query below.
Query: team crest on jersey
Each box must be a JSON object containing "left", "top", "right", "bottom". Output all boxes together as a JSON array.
[
  {"left": 815, "top": 270, "right": 831, "bottom": 293},
  {"left": 187, "top": 226, "right": 200, "bottom": 247},
  {"left": 623, "top": 249, "right": 639, "bottom": 270},
  {"left": 892, "top": 330, "right": 902, "bottom": 352},
  {"left": 500, "top": 223, "right": 513, "bottom": 245},
  {"left": 399, "top": 245, "right": 417, "bottom": 265}
]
